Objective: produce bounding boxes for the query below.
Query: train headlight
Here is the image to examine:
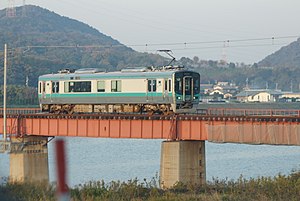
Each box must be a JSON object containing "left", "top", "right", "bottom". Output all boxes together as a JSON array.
[{"left": 177, "top": 96, "right": 181, "bottom": 100}]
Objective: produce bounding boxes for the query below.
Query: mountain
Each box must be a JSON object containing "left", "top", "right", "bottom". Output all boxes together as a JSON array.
[
  {"left": 3, "top": 5, "right": 300, "bottom": 93},
  {"left": 0, "top": 5, "right": 166, "bottom": 87},
  {"left": 258, "top": 38, "right": 300, "bottom": 68}
]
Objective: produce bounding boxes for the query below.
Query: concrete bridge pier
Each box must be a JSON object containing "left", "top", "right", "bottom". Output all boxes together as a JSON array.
[
  {"left": 9, "top": 136, "right": 49, "bottom": 183},
  {"left": 160, "top": 140, "right": 206, "bottom": 188}
]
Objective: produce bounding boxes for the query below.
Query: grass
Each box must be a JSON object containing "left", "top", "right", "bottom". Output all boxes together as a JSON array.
[{"left": 1, "top": 171, "right": 300, "bottom": 201}]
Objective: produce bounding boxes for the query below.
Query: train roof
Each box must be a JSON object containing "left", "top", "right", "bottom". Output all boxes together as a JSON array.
[{"left": 39, "top": 68, "right": 199, "bottom": 81}]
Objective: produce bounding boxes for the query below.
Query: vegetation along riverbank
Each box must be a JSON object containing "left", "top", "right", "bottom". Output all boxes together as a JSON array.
[{"left": 0, "top": 170, "right": 300, "bottom": 201}]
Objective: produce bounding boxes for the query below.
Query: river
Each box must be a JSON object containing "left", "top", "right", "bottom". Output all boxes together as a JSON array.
[{"left": 1, "top": 137, "right": 300, "bottom": 186}]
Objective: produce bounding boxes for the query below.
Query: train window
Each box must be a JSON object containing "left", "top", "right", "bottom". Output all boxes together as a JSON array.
[
  {"left": 74, "top": 81, "right": 91, "bottom": 92},
  {"left": 64, "top": 82, "right": 69, "bottom": 92},
  {"left": 175, "top": 72, "right": 183, "bottom": 94},
  {"left": 184, "top": 77, "right": 191, "bottom": 95},
  {"left": 68, "top": 82, "right": 74, "bottom": 92},
  {"left": 52, "top": 81, "right": 59, "bottom": 93},
  {"left": 43, "top": 82, "right": 46, "bottom": 93},
  {"left": 147, "top": 79, "right": 156, "bottom": 92},
  {"left": 193, "top": 74, "right": 200, "bottom": 94},
  {"left": 175, "top": 78, "right": 182, "bottom": 94},
  {"left": 111, "top": 80, "right": 121, "bottom": 92},
  {"left": 64, "top": 81, "right": 91, "bottom": 92},
  {"left": 97, "top": 81, "right": 105, "bottom": 92},
  {"left": 39, "top": 82, "right": 42, "bottom": 93},
  {"left": 164, "top": 80, "right": 168, "bottom": 91},
  {"left": 168, "top": 79, "right": 172, "bottom": 92}
]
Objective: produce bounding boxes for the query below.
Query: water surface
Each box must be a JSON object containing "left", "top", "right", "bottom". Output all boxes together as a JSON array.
[{"left": 1, "top": 138, "right": 300, "bottom": 186}]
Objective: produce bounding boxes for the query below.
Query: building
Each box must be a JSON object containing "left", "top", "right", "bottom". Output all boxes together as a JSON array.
[
  {"left": 280, "top": 92, "right": 300, "bottom": 102},
  {"left": 200, "top": 84, "right": 214, "bottom": 95},
  {"left": 236, "top": 90, "right": 282, "bottom": 102},
  {"left": 208, "top": 82, "right": 239, "bottom": 99}
]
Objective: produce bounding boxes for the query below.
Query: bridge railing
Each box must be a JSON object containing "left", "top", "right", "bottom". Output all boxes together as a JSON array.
[
  {"left": 0, "top": 107, "right": 299, "bottom": 117},
  {"left": 204, "top": 108, "right": 300, "bottom": 117},
  {"left": 0, "top": 108, "right": 40, "bottom": 114}
]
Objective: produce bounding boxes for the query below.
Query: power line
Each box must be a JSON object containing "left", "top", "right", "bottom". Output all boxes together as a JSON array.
[
  {"left": 145, "top": 42, "right": 288, "bottom": 52},
  {"left": 129, "top": 35, "right": 299, "bottom": 47},
  {"left": 12, "top": 35, "right": 298, "bottom": 52}
]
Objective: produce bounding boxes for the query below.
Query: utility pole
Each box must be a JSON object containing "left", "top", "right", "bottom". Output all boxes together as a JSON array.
[
  {"left": 3, "top": 44, "right": 7, "bottom": 142},
  {"left": 221, "top": 40, "right": 228, "bottom": 64}
]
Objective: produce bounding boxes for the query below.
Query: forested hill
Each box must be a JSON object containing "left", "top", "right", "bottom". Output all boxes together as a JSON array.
[
  {"left": 258, "top": 38, "right": 300, "bottom": 68},
  {"left": 0, "top": 5, "right": 165, "bottom": 87}
]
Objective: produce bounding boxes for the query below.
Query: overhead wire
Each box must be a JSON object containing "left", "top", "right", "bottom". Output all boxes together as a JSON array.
[{"left": 12, "top": 35, "right": 299, "bottom": 50}]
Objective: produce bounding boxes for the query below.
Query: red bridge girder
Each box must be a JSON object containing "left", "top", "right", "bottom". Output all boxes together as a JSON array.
[{"left": 0, "top": 113, "right": 300, "bottom": 145}]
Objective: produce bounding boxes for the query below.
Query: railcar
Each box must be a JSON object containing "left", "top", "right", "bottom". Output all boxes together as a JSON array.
[{"left": 38, "top": 67, "right": 200, "bottom": 114}]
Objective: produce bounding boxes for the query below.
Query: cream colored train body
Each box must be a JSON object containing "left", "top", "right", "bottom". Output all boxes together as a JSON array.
[{"left": 38, "top": 67, "right": 200, "bottom": 114}]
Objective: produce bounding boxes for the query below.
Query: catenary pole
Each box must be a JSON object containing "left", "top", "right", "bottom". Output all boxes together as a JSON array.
[{"left": 3, "top": 44, "right": 7, "bottom": 142}]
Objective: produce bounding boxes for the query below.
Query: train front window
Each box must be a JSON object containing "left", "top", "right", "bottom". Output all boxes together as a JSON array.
[
  {"left": 184, "top": 77, "right": 191, "bottom": 95},
  {"left": 175, "top": 78, "right": 182, "bottom": 94},
  {"left": 193, "top": 74, "right": 200, "bottom": 94}
]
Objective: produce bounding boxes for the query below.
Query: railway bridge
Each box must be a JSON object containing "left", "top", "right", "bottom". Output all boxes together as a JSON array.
[{"left": 1, "top": 108, "right": 300, "bottom": 188}]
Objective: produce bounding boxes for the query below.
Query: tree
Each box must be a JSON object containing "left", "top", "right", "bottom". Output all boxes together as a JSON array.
[
  {"left": 229, "top": 62, "right": 236, "bottom": 68},
  {"left": 252, "top": 63, "right": 258, "bottom": 68},
  {"left": 193, "top": 56, "right": 199, "bottom": 64}
]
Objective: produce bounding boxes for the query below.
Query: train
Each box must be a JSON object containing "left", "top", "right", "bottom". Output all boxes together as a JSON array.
[{"left": 38, "top": 66, "right": 200, "bottom": 114}]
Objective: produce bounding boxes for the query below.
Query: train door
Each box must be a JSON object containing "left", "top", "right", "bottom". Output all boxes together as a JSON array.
[
  {"left": 39, "top": 81, "right": 46, "bottom": 100},
  {"left": 183, "top": 76, "right": 193, "bottom": 102},
  {"left": 147, "top": 79, "right": 157, "bottom": 102},
  {"left": 163, "top": 79, "right": 168, "bottom": 101},
  {"left": 163, "top": 79, "right": 171, "bottom": 101},
  {"left": 52, "top": 81, "right": 60, "bottom": 102}
]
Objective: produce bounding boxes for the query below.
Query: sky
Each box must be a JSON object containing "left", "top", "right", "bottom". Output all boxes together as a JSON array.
[{"left": 2, "top": 0, "right": 300, "bottom": 64}]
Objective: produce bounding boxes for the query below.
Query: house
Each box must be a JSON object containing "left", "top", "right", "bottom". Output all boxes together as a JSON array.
[
  {"left": 235, "top": 90, "right": 282, "bottom": 102},
  {"left": 208, "top": 83, "right": 239, "bottom": 99},
  {"left": 280, "top": 92, "right": 300, "bottom": 102},
  {"left": 200, "top": 84, "right": 214, "bottom": 95}
]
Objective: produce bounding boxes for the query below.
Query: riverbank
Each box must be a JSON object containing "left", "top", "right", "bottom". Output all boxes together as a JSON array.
[{"left": 1, "top": 170, "right": 299, "bottom": 201}]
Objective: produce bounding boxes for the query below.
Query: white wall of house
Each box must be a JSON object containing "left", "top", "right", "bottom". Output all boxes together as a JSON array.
[
  {"left": 248, "top": 92, "right": 275, "bottom": 102},
  {"left": 237, "top": 92, "right": 278, "bottom": 102},
  {"left": 209, "top": 89, "right": 224, "bottom": 95}
]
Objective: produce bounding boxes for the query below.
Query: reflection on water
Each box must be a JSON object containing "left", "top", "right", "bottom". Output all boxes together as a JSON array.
[{"left": 1, "top": 137, "right": 300, "bottom": 186}]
